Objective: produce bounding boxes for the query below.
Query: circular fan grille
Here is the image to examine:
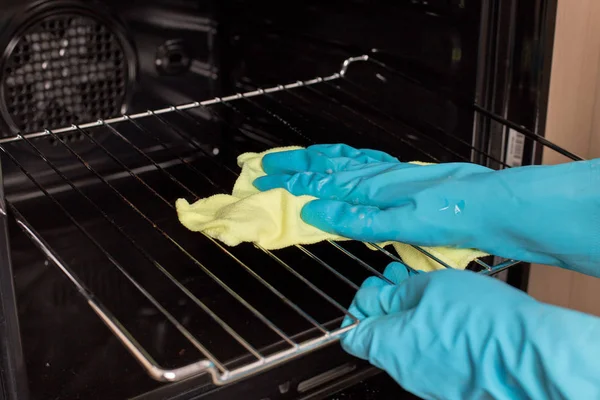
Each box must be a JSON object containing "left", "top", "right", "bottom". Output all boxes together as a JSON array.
[{"left": 1, "top": 13, "right": 132, "bottom": 136}]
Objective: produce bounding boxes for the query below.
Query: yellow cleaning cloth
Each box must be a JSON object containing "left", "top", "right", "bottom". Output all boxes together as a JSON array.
[{"left": 175, "top": 147, "right": 487, "bottom": 272}]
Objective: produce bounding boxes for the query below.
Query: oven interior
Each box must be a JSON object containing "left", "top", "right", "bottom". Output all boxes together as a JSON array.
[{"left": 0, "top": 1, "right": 563, "bottom": 399}]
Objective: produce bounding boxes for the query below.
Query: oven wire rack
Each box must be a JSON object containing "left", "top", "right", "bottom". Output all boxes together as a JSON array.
[{"left": 0, "top": 55, "right": 575, "bottom": 386}]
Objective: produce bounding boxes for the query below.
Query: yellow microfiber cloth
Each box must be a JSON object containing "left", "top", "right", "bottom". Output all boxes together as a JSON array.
[{"left": 175, "top": 146, "right": 488, "bottom": 272}]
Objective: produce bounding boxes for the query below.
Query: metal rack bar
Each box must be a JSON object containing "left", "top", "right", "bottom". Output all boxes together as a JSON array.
[
  {"left": 474, "top": 258, "right": 493, "bottom": 272},
  {"left": 163, "top": 87, "right": 526, "bottom": 287},
  {"left": 280, "top": 82, "right": 471, "bottom": 163},
  {"left": 293, "top": 85, "right": 441, "bottom": 163},
  {"left": 232, "top": 84, "right": 463, "bottom": 274},
  {"left": 147, "top": 106, "right": 365, "bottom": 318},
  {"left": 481, "top": 259, "right": 522, "bottom": 276},
  {"left": 1, "top": 54, "right": 559, "bottom": 387},
  {"left": 326, "top": 241, "right": 394, "bottom": 285},
  {"left": 245, "top": 85, "right": 324, "bottom": 139},
  {"left": 367, "top": 53, "right": 583, "bottom": 163},
  {"left": 294, "top": 245, "right": 360, "bottom": 291},
  {"left": 13, "top": 179, "right": 354, "bottom": 386},
  {"left": 86, "top": 136, "right": 293, "bottom": 344},
  {"left": 122, "top": 118, "right": 332, "bottom": 334},
  {"left": 171, "top": 102, "right": 404, "bottom": 285},
  {"left": 9, "top": 124, "right": 360, "bottom": 383},
  {"left": 213, "top": 98, "right": 407, "bottom": 270},
  {"left": 14, "top": 133, "right": 301, "bottom": 352},
  {"left": 0, "top": 147, "right": 223, "bottom": 380},
  {"left": 255, "top": 244, "right": 358, "bottom": 320},
  {"left": 148, "top": 110, "right": 240, "bottom": 177},
  {"left": 299, "top": 84, "right": 441, "bottom": 163},
  {"left": 43, "top": 131, "right": 276, "bottom": 354},
  {"left": 100, "top": 119, "right": 360, "bottom": 322},
  {"left": 0, "top": 54, "right": 576, "bottom": 163},
  {"left": 63, "top": 124, "right": 345, "bottom": 343},
  {"left": 147, "top": 110, "right": 368, "bottom": 298},
  {"left": 237, "top": 83, "right": 518, "bottom": 275},
  {"left": 0, "top": 73, "right": 343, "bottom": 145},
  {"left": 223, "top": 88, "right": 475, "bottom": 277},
  {"left": 243, "top": 77, "right": 509, "bottom": 180},
  {"left": 121, "top": 115, "right": 225, "bottom": 192},
  {"left": 328, "top": 79, "right": 512, "bottom": 169},
  {"left": 14, "top": 136, "right": 277, "bottom": 355},
  {"left": 147, "top": 96, "right": 400, "bottom": 288},
  {"left": 236, "top": 83, "right": 519, "bottom": 276},
  {"left": 138, "top": 119, "right": 333, "bottom": 333},
  {"left": 366, "top": 243, "right": 419, "bottom": 275},
  {"left": 233, "top": 81, "right": 534, "bottom": 279},
  {"left": 409, "top": 245, "right": 455, "bottom": 270},
  {"left": 9, "top": 199, "right": 215, "bottom": 382},
  {"left": 211, "top": 94, "right": 424, "bottom": 276},
  {"left": 240, "top": 63, "right": 484, "bottom": 167},
  {"left": 472, "top": 105, "right": 584, "bottom": 161},
  {"left": 202, "top": 88, "right": 420, "bottom": 277},
  {"left": 101, "top": 120, "right": 200, "bottom": 200}
]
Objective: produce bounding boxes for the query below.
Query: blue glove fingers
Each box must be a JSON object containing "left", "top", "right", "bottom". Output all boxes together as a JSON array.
[
  {"left": 254, "top": 169, "right": 368, "bottom": 201},
  {"left": 340, "top": 312, "right": 414, "bottom": 370},
  {"left": 340, "top": 275, "right": 388, "bottom": 329},
  {"left": 261, "top": 149, "right": 369, "bottom": 175},
  {"left": 354, "top": 273, "right": 431, "bottom": 318},
  {"left": 339, "top": 315, "right": 387, "bottom": 361},
  {"left": 341, "top": 263, "right": 416, "bottom": 331},
  {"left": 261, "top": 145, "right": 399, "bottom": 176},
  {"left": 341, "top": 262, "right": 426, "bottom": 368},
  {"left": 382, "top": 261, "right": 421, "bottom": 284},
  {"left": 341, "top": 261, "right": 412, "bottom": 328},
  {"left": 307, "top": 143, "right": 400, "bottom": 163},
  {"left": 347, "top": 262, "right": 420, "bottom": 321},
  {"left": 255, "top": 163, "right": 417, "bottom": 206},
  {"left": 253, "top": 171, "right": 333, "bottom": 197}
]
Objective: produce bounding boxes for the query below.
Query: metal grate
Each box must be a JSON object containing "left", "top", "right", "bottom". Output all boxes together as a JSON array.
[
  {"left": 0, "top": 55, "right": 579, "bottom": 386},
  {"left": 0, "top": 11, "right": 133, "bottom": 139}
]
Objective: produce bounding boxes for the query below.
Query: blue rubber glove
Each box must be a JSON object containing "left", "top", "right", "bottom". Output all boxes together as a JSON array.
[
  {"left": 254, "top": 144, "right": 600, "bottom": 277},
  {"left": 342, "top": 262, "right": 600, "bottom": 399}
]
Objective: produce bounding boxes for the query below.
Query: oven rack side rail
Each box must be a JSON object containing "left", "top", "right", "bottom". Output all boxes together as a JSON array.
[
  {"left": 0, "top": 53, "right": 583, "bottom": 165},
  {"left": 0, "top": 55, "right": 581, "bottom": 387}
]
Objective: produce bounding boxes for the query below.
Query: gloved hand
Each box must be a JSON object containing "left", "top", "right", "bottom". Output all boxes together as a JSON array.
[
  {"left": 342, "top": 262, "right": 600, "bottom": 400},
  {"left": 254, "top": 144, "right": 600, "bottom": 277}
]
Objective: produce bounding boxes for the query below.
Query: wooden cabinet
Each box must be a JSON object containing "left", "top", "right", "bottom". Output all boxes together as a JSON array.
[{"left": 527, "top": 0, "right": 600, "bottom": 314}]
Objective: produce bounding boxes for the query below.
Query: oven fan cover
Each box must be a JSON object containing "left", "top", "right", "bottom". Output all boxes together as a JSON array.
[{"left": 0, "top": 3, "right": 137, "bottom": 147}]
